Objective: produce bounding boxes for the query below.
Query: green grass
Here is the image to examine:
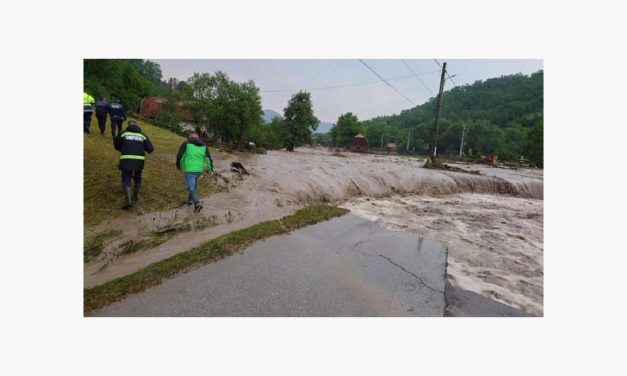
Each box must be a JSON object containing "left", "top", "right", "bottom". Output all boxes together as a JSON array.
[
  {"left": 84, "top": 115, "right": 226, "bottom": 227},
  {"left": 84, "top": 229, "right": 122, "bottom": 262},
  {"left": 84, "top": 204, "right": 349, "bottom": 313}
]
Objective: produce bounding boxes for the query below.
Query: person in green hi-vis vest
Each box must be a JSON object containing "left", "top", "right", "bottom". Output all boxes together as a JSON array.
[{"left": 176, "top": 131, "right": 214, "bottom": 213}]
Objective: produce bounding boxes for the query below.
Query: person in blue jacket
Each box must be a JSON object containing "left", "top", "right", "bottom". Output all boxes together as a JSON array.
[
  {"left": 113, "top": 121, "right": 154, "bottom": 209},
  {"left": 95, "top": 96, "right": 109, "bottom": 135},
  {"left": 107, "top": 97, "right": 126, "bottom": 138}
]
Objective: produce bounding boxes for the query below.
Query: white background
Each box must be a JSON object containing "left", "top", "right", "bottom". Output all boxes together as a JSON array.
[{"left": 1, "top": 0, "right": 626, "bottom": 375}]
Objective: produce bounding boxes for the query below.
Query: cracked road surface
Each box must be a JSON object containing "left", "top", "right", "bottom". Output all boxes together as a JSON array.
[{"left": 90, "top": 214, "right": 448, "bottom": 317}]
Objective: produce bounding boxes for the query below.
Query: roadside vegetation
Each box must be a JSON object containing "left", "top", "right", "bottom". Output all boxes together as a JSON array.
[{"left": 84, "top": 204, "right": 349, "bottom": 313}]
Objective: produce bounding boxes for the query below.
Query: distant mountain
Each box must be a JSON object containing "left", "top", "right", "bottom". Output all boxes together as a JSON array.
[
  {"left": 262, "top": 109, "right": 282, "bottom": 123},
  {"left": 263, "top": 110, "right": 332, "bottom": 133},
  {"left": 314, "top": 122, "right": 333, "bottom": 134}
]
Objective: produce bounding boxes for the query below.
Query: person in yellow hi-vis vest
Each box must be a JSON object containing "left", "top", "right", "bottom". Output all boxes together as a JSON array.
[{"left": 83, "top": 92, "right": 95, "bottom": 133}]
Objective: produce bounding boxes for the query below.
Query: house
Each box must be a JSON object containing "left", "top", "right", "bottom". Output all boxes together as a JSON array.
[
  {"left": 350, "top": 133, "right": 368, "bottom": 152},
  {"left": 386, "top": 143, "right": 397, "bottom": 153},
  {"left": 139, "top": 96, "right": 168, "bottom": 118}
]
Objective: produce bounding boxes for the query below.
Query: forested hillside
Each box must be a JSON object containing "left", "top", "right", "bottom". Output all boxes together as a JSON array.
[
  {"left": 84, "top": 59, "right": 169, "bottom": 113},
  {"left": 362, "top": 70, "right": 543, "bottom": 165}
]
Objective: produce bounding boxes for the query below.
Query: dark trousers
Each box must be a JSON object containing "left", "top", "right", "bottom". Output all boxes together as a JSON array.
[
  {"left": 111, "top": 118, "right": 123, "bottom": 137},
  {"left": 96, "top": 115, "right": 107, "bottom": 134},
  {"left": 84, "top": 112, "right": 93, "bottom": 132},
  {"left": 121, "top": 169, "right": 142, "bottom": 189}
]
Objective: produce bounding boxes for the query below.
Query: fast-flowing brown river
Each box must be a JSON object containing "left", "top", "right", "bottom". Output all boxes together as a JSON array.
[{"left": 86, "top": 147, "right": 543, "bottom": 315}]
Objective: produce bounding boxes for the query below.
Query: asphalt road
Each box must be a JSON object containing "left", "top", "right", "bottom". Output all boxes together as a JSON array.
[{"left": 91, "top": 214, "right": 449, "bottom": 317}]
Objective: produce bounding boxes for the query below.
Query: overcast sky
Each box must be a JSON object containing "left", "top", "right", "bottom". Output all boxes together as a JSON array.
[{"left": 153, "top": 59, "right": 543, "bottom": 123}]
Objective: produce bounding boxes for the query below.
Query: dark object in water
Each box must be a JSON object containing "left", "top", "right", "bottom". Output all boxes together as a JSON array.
[{"left": 230, "top": 161, "right": 250, "bottom": 175}]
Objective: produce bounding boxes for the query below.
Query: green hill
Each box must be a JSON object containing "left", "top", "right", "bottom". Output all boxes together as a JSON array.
[
  {"left": 83, "top": 116, "right": 225, "bottom": 227},
  {"left": 363, "top": 70, "right": 543, "bottom": 165}
]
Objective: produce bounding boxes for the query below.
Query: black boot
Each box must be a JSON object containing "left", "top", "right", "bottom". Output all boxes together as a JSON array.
[
  {"left": 132, "top": 182, "right": 141, "bottom": 203},
  {"left": 192, "top": 191, "right": 202, "bottom": 212},
  {"left": 187, "top": 192, "right": 193, "bottom": 205},
  {"left": 122, "top": 187, "right": 133, "bottom": 210}
]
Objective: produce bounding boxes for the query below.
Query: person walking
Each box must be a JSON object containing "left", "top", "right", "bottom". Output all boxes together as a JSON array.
[
  {"left": 83, "top": 92, "right": 95, "bottom": 133},
  {"left": 176, "top": 132, "right": 213, "bottom": 212},
  {"left": 107, "top": 97, "right": 126, "bottom": 138},
  {"left": 113, "top": 121, "right": 154, "bottom": 209},
  {"left": 94, "top": 96, "right": 109, "bottom": 135}
]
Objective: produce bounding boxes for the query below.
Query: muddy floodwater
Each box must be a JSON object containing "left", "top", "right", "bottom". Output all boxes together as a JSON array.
[
  {"left": 85, "top": 147, "right": 543, "bottom": 315},
  {"left": 341, "top": 194, "right": 543, "bottom": 315}
]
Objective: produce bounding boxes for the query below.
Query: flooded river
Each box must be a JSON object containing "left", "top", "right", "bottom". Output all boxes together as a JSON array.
[{"left": 85, "top": 147, "right": 543, "bottom": 315}]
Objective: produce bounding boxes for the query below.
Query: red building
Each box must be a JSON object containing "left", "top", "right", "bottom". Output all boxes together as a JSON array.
[
  {"left": 139, "top": 97, "right": 168, "bottom": 118},
  {"left": 350, "top": 133, "right": 368, "bottom": 152}
]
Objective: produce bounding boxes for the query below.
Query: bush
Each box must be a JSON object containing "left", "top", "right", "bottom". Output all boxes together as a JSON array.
[{"left": 155, "top": 110, "right": 182, "bottom": 133}]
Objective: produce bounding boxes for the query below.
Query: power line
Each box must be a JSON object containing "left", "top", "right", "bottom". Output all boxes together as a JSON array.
[
  {"left": 226, "top": 59, "right": 282, "bottom": 91},
  {"left": 434, "top": 59, "right": 458, "bottom": 87},
  {"left": 358, "top": 59, "right": 417, "bottom": 106},
  {"left": 238, "top": 59, "right": 287, "bottom": 91},
  {"left": 260, "top": 74, "right": 425, "bottom": 93},
  {"left": 401, "top": 59, "right": 435, "bottom": 96}
]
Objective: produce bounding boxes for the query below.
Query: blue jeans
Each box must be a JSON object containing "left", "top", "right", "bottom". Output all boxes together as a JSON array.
[{"left": 185, "top": 172, "right": 202, "bottom": 205}]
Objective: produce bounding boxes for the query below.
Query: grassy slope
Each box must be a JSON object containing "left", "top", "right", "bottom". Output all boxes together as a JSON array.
[
  {"left": 84, "top": 204, "right": 349, "bottom": 313},
  {"left": 84, "top": 115, "right": 224, "bottom": 227}
]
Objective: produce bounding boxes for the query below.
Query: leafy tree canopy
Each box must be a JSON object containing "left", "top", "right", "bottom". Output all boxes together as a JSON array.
[
  {"left": 281, "top": 91, "right": 319, "bottom": 151},
  {"left": 330, "top": 112, "right": 363, "bottom": 148}
]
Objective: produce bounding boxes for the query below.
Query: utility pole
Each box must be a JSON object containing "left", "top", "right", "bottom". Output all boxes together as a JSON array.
[
  {"left": 406, "top": 129, "right": 411, "bottom": 151},
  {"left": 429, "top": 62, "right": 447, "bottom": 158},
  {"left": 459, "top": 124, "right": 467, "bottom": 157}
]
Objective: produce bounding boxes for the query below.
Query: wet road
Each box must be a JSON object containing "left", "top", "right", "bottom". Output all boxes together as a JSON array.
[{"left": 90, "top": 214, "right": 449, "bottom": 317}]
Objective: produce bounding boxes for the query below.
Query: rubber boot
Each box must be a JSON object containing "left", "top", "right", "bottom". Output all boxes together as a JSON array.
[
  {"left": 132, "top": 181, "right": 141, "bottom": 203},
  {"left": 122, "top": 187, "right": 133, "bottom": 210}
]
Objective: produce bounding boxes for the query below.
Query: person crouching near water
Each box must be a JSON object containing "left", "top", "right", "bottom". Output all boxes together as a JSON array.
[
  {"left": 113, "top": 121, "right": 155, "bottom": 209},
  {"left": 176, "top": 131, "right": 214, "bottom": 213}
]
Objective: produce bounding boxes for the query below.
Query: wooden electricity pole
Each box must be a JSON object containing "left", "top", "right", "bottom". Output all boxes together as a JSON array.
[{"left": 429, "top": 62, "right": 447, "bottom": 158}]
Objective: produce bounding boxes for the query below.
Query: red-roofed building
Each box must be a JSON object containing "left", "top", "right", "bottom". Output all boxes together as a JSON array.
[{"left": 350, "top": 133, "right": 368, "bottom": 152}]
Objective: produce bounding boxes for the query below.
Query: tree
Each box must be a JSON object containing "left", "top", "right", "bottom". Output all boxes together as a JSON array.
[
  {"left": 313, "top": 132, "right": 332, "bottom": 146},
  {"left": 525, "top": 121, "right": 543, "bottom": 167},
  {"left": 248, "top": 116, "right": 283, "bottom": 149},
  {"left": 185, "top": 71, "right": 262, "bottom": 146},
  {"left": 84, "top": 59, "right": 156, "bottom": 112},
  {"left": 359, "top": 70, "right": 543, "bottom": 160},
  {"left": 330, "top": 112, "right": 363, "bottom": 148},
  {"left": 465, "top": 120, "right": 505, "bottom": 156},
  {"left": 281, "top": 91, "right": 319, "bottom": 151},
  {"left": 185, "top": 72, "right": 220, "bottom": 136}
]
